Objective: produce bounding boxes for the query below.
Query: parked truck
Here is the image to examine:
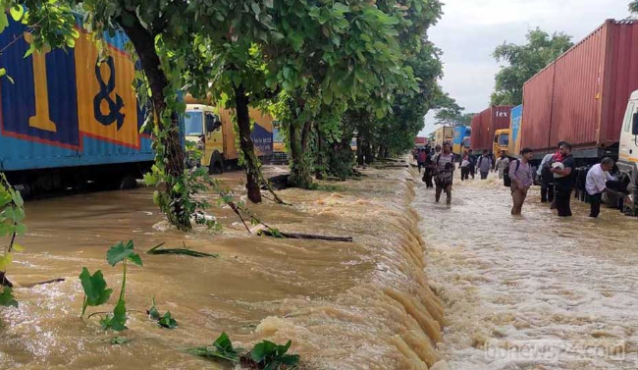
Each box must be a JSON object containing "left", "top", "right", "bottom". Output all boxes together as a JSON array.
[
  {"left": 183, "top": 96, "right": 274, "bottom": 173},
  {"left": 518, "top": 19, "right": 638, "bottom": 215},
  {"left": 470, "top": 106, "right": 513, "bottom": 153},
  {"left": 452, "top": 126, "right": 471, "bottom": 155},
  {"left": 0, "top": 15, "right": 181, "bottom": 195},
  {"left": 433, "top": 126, "right": 454, "bottom": 148}
]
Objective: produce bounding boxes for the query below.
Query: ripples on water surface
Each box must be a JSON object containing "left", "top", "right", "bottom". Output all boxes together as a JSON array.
[
  {"left": 418, "top": 172, "right": 638, "bottom": 370},
  {"left": 1, "top": 167, "right": 444, "bottom": 370}
]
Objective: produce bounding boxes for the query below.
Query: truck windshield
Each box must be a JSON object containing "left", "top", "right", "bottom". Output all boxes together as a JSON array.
[
  {"left": 499, "top": 134, "right": 509, "bottom": 146},
  {"left": 184, "top": 111, "right": 204, "bottom": 136},
  {"left": 273, "top": 127, "right": 284, "bottom": 143}
]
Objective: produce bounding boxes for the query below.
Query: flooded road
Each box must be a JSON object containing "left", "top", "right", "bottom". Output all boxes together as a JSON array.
[
  {"left": 418, "top": 172, "right": 638, "bottom": 369},
  {"left": 0, "top": 167, "right": 443, "bottom": 370}
]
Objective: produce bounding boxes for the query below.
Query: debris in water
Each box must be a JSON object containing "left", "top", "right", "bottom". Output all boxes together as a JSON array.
[{"left": 147, "top": 242, "right": 219, "bottom": 258}]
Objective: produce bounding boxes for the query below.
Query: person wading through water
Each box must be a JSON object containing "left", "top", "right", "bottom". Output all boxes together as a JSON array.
[
  {"left": 467, "top": 149, "right": 477, "bottom": 179},
  {"left": 495, "top": 151, "right": 510, "bottom": 179},
  {"left": 417, "top": 149, "right": 427, "bottom": 173},
  {"left": 538, "top": 141, "right": 565, "bottom": 207},
  {"left": 509, "top": 148, "right": 534, "bottom": 215},
  {"left": 432, "top": 142, "right": 455, "bottom": 204},
  {"left": 550, "top": 142, "right": 576, "bottom": 217},
  {"left": 477, "top": 150, "right": 493, "bottom": 180},
  {"left": 585, "top": 157, "right": 617, "bottom": 218},
  {"left": 423, "top": 145, "right": 439, "bottom": 189},
  {"left": 460, "top": 152, "right": 471, "bottom": 181}
]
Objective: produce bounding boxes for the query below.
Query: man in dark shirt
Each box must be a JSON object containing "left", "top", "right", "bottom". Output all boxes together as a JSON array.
[
  {"left": 550, "top": 142, "right": 576, "bottom": 217},
  {"left": 468, "top": 149, "right": 477, "bottom": 179}
]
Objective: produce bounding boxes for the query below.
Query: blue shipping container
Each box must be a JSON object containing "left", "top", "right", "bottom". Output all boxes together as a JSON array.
[
  {"left": 0, "top": 15, "right": 176, "bottom": 172},
  {"left": 509, "top": 105, "right": 523, "bottom": 155}
]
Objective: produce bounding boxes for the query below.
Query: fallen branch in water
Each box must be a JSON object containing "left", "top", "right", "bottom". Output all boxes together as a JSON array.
[
  {"left": 258, "top": 229, "right": 353, "bottom": 243},
  {"left": 28, "top": 278, "right": 65, "bottom": 287},
  {"left": 147, "top": 243, "right": 219, "bottom": 258}
]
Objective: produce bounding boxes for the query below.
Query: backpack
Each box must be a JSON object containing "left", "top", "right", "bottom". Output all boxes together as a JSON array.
[{"left": 503, "top": 160, "right": 520, "bottom": 187}]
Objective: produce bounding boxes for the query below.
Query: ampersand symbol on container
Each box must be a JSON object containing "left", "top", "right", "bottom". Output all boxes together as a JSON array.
[{"left": 93, "top": 57, "right": 125, "bottom": 130}]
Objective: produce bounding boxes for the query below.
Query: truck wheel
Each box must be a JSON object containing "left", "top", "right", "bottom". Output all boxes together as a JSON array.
[
  {"left": 119, "top": 175, "right": 138, "bottom": 190},
  {"left": 623, "top": 172, "right": 638, "bottom": 216},
  {"left": 208, "top": 152, "right": 224, "bottom": 175}
]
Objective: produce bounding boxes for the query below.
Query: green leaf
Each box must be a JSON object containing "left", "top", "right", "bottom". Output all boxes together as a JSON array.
[
  {"left": 158, "top": 311, "right": 178, "bottom": 329},
  {"left": 0, "top": 253, "right": 12, "bottom": 270},
  {"left": 14, "top": 224, "right": 26, "bottom": 236},
  {"left": 110, "top": 336, "right": 129, "bottom": 345},
  {"left": 250, "top": 339, "right": 298, "bottom": 368},
  {"left": 100, "top": 299, "right": 127, "bottom": 331},
  {"left": 251, "top": 340, "right": 277, "bottom": 363},
  {"left": 143, "top": 173, "right": 158, "bottom": 186},
  {"left": 148, "top": 297, "right": 161, "bottom": 320},
  {"left": 79, "top": 268, "right": 112, "bottom": 316},
  {"left": 106, "top": 241, "right": 143, "bottom": 267},
  {"left": 187, "top": 332, "right": 239, "bottom": 362},
  {"left": 0, "top": 13, "right": 8, "bottom": 34},
  {"left": 23, "top": 44, "right": 36, "bottom": 59},
  {"left": 12, "top": 243, "right": 24, "bottom": 252},
  {"left": 10, "top": 6, "right": 24, "bottom": 22},
  {"left": 12, "top": 191, "right": 24, "bottom": 207},
  {"left": 0, "top": 287, "right": 18, "bottom": 307}
]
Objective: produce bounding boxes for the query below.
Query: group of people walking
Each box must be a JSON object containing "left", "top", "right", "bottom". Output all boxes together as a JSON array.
[
  {"left": 415, "top": 143, "right": 455, "bottom": 205},
  {"left": 536, "top": 142, "right": 618, "bottom": 218},
  {"left": 415, "top": 141, "right": 620, "bottom": 218}
]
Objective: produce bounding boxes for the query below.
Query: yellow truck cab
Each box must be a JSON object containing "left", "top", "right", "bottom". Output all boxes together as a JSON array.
[
  {"left": 185, "top": 104, "right": 225, "bottom": 173},
  {"left": 185, "top": 96, "right": 274, "bottom": 173},
  {"left": 493, "top": 129, "right": 510, "bottom": 155}
]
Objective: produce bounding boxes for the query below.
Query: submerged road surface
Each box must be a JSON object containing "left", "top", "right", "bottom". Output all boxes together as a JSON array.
[{"left": 416, "top": 173, "right": 638, "bottom": 370}]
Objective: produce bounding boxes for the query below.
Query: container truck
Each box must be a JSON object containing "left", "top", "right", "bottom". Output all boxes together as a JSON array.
[
  {"left": 0, "top": 15, "right": 182, "bottom": 195},
  {"left": 414, "top": 136, "right": 429, "bottom": 147},
  {"left": 519, "top": 19, "right": 638, "bottom": 215},
  {"left": 452, "top": 126, "right": 471, "bottom": 155},
  {"left": 434, "top": 126, "right": 454, "bottom": 148},
  {"left": 183, "top": 96, "right": 273, "bottom": 173},
  {"left": 470, "top": 106, "right": 513, "bottom": 153}
]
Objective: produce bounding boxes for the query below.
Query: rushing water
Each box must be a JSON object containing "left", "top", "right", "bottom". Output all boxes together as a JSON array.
[
  {"left": 417, "top": 172, "right": 638, "bottom": 370},
  {"left": 0, "top": 167, "right": 444, "bottom": 370}
]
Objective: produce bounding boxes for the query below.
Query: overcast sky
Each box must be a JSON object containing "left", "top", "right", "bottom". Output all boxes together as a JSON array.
[{"left": 419, "top": 0, "right": 632, "bottom": 136}]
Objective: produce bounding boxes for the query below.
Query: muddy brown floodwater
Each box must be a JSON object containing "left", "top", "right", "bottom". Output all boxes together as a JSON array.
[{"left": 0, "top": 166, "right": 445, "bottom": 370}]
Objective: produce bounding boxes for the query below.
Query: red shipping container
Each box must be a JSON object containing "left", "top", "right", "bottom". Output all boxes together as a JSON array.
[
  {"left": 521, "top": 64, "right": 555, "bottom": 151},
  {"left": 470, "top": 106, "right": 513, "bottom": 152},
  {"left": 521, "top": 19, "right": 638, "bottom": 153}
]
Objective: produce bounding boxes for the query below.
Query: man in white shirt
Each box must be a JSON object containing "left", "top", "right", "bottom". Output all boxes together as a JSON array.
[{"left": 585, "top": 157, "right": 616, "bottom": 218}]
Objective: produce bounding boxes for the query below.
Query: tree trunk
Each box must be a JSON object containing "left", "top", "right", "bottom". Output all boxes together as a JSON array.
[
  {"left": 356, "top": 133, "right": 364, "bottom": 166},
  {"left": 119, "top": 12, "right": 190, "bottom": 230},
  {"left": 315, "top": 127, "right": 324, "bottom": 180},
  {"left": 288, "top": 104, "right": 314, "bottom": 189},
  {"left": 234, "top": 85, "right": 262, "bottom": 203}
]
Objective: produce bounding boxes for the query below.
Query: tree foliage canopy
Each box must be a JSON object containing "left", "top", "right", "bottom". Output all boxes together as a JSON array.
[
  {"left": 0, "top": 0, "right": 458, "bottom": 223},
  {"left": 491, "top": 28, "right": 573, "bottom": 106}
]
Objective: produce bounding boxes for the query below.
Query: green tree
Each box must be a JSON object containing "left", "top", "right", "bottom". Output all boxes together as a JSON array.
[
  {"left": 631, "top": 1, "right": 638, "bottom": 14},
  {"left": 491, "top": 28, "right": 573, "bottom": 106},
  {"left": 433, "top": 93, "right": 472, "bottom": 127},
  {"left": 433, "top": 94, "right": 473, "bottom": 127}
]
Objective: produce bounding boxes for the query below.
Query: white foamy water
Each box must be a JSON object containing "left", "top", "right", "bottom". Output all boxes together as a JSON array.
[{"left": 415, "top": 171, "right": 638, "bottom": 370}]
